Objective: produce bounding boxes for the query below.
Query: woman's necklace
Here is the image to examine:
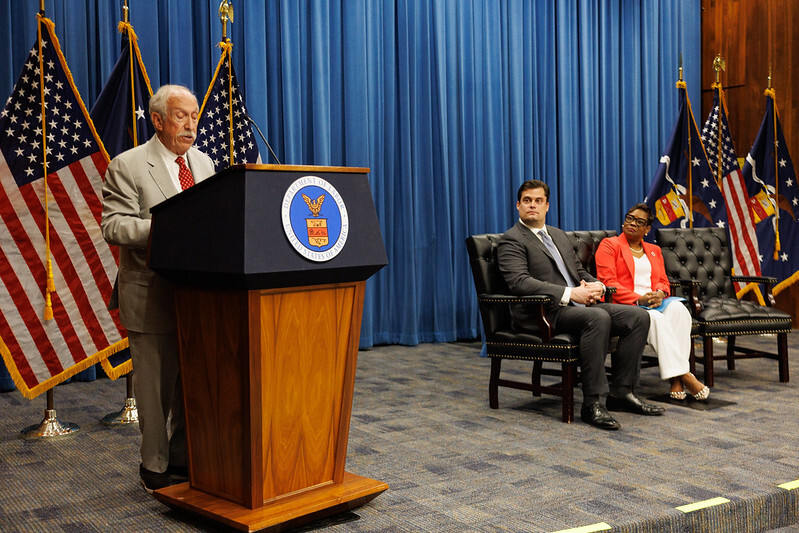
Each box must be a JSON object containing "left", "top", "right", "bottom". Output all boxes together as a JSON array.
[{"left": 629, "top": 244, "right": 644, "bottom": 253}]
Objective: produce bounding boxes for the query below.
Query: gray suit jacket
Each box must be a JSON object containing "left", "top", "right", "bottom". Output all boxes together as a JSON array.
[
  {"left": 101, "top": 136, "right": 215, "bottom": 333},
  {"left": 497, "top": 221, "right": 596, "bottom": 327}
]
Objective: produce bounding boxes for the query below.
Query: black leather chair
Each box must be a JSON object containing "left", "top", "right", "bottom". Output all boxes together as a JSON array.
[
  {"left": 465, "top": 230, "right": 616, "bottom": 422},
  {"left": 657, "top": 227, "right": 791, "bottom": 387}
]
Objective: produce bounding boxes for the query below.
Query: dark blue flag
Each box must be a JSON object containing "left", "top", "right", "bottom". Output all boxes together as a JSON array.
[
  {"left": 89, "top": 21, "right": 155, "bottom": 379},
  {"left": 741, "top": 90, "right": 799, "bottom": 294},
  {"left": 90, "top": 22, "right": 154, "bottom": 159},
  {"left": 645, "top": 81, "right": 728, "bottom": 242}
]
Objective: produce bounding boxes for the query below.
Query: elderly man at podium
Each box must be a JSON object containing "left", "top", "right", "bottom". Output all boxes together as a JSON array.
[{"left": 101, "top": 84, "right": 216, "bottom": 493}]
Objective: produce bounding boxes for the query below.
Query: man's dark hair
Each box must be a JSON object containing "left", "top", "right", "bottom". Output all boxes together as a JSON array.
[
  {"left": 517, "top": 179, "right": 550, "bottom": 202},
  {"left": 626, "top": 203, "right": 654, "bottom": 226}
]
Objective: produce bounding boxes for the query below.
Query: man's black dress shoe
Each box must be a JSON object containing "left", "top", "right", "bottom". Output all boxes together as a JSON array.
[
  {"left": 139, "top": 464, "right": 173, "bottom": 494},
  {"left": 167, "top": 464, "right": 189, "bottom": 481},
  {"left": 580, "top": 401, "right": 621, "bottom": 430},
  {"left": 606, "top": 392, "right": 665, "bottom": 416}
]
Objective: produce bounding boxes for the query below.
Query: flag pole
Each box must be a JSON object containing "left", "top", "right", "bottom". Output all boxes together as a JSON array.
[
  {"left": 712, "top": 55, "right": 726, "bottom": 190},
  {"left": 678, "top": 58, "right": 693, "bottom": 228},
  {"left": 21, "top": 388, "right": 80, "bottom": 439},
  {"left": 102, "top": 0, "right": 140, "bottom": 426},
  {"left": 123, "top": 0, "right": 140, "bottom": 149},
  {"left": 219, "top": 0, "right": 235, "bottom": 165},
  {"left": 766, "top": 69, "right": 781, "bottom": 260},
  {"left": 36, "top": 9, "right": 55, "bottom": 321}
]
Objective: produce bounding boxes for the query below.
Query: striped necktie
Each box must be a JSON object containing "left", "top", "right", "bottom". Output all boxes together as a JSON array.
[{"left": 539, "top": 230, "right": 576, "bottom": 287}]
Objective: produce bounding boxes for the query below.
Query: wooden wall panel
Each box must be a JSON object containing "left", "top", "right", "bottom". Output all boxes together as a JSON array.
[{"left": 702, "top": 0, "right": 799, "bottom": 325}]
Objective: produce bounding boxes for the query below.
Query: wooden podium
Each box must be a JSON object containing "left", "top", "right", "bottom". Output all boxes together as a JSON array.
[{"left": 148, "top": 165, "right": 388, "bottom": 532}]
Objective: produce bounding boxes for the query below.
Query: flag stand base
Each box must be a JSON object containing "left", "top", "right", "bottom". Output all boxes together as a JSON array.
[
  {"left": 20, "top": 409, "right": 79, "bottom": 439},
  {"left": 101, "top": 397, "right": 139, "bottom": 425}
]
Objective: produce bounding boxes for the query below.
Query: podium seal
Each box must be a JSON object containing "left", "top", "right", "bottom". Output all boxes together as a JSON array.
[{"left": 282, "top": 176, "right": 349, "bottom": 262}]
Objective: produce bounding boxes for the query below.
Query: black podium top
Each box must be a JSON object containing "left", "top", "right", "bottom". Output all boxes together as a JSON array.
[{"left": 149, "top": 165, "right": 387, "bottom": 290}]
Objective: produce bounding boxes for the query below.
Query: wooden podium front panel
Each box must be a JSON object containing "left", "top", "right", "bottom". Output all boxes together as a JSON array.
[
  {"left": 253, "top": 281, "right": 364, "bottom": 502},
  {"left": 175, "top": 289, "right": 256, "bottom": 507}
]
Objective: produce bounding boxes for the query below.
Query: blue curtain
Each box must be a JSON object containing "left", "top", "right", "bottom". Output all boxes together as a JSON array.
[{"left": 0, "top": 1, "right": 701, "bottom": 369}]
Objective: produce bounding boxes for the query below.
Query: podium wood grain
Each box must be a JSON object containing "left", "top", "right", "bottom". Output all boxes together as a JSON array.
[{"left": 161, "top": 281, "right": 387, "bottom": 530}]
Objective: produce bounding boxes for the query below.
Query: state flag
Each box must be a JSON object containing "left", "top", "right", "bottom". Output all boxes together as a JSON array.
[
  {"left": 741, "top": 89, "right": 799, "bottom": 294},
  {"left": 645, "top": 81, "right": 729, "bottom": 241}
]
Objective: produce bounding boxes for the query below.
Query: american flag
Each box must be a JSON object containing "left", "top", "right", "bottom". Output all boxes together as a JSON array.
[
  {"left": 0, "top": 16, "right": 126, "bottom": 399},
  {"left": 645, "top": 82, "right": 729, "bottom": 242},
  {"left": 701, "top": 85, "right": 762, "bottom": 294},
  {"left": 195, "top": 42, "right": 261, "bottom": 171},
  {"left": 741, "top": 90, "right": 799, "bottom": 295}
]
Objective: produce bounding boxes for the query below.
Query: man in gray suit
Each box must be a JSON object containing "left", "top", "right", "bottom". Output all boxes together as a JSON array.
[
  {"left": 101, "top": 85, "right": 216, "bottom": 492},
  {"left": 497, "top": 180, "right": 664, "bottom": 430}
]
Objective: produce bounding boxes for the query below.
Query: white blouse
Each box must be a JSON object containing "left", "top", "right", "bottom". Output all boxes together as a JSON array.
[{"left": 632, "top": 254, "right": 652, "bottom": 295}]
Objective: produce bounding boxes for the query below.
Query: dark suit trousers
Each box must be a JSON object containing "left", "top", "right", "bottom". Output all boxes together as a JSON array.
[{"left": 552, "top": 302, "right": 650, "bottom": 398}]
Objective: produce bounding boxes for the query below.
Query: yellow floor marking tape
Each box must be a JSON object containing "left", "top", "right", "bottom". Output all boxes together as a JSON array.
[
  {"left": 676, "top": 497, "right": 731, "bottom": 513},
  {"left": 551, "top": 523, "right": 612, "bottom": 533}
]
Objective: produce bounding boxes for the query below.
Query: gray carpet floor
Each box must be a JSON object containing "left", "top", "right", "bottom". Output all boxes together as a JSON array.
[{"left": 2, "top": 332, "right": 799, "bottom": 532}]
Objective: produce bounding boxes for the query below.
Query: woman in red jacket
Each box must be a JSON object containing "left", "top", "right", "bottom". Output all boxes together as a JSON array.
[{"left": 595, "top": 203, "right": 709, "bottom": 401}]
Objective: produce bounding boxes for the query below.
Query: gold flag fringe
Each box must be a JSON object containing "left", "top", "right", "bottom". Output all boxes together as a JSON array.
[{"left": 0, "top": 337, "right": 129, "bottom": 400}]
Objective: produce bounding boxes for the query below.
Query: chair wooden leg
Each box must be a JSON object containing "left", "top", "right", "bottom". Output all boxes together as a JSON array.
[
  {"left": 562, "top": 361, "right": 575, "bottom": 423},
  {"left": 703, "top": 336, "right": 715, "bottom": 388},
  {"left": 779, "top": 332, "right": 790, "bottom": 383},
  {"left": 689, "top": 339, "right": 696, "bottom": 375},
  {"left": 489, "top": 357, "right": 501, "bottom": 409},
  {"left": 727, "top": 335, "right": 736, "bottom": 370},
  {"left": 531, "top": 360, "right": 543, "bottom": 397}
]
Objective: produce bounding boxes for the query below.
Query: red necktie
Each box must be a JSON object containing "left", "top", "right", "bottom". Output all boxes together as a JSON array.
[{"left": 176, "top": 156, "right": 195, "bottom": 190}]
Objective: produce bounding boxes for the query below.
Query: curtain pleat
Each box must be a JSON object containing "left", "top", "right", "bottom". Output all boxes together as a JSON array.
[{"left": 0, "top": 0, "right": 701, "bottom": 357}]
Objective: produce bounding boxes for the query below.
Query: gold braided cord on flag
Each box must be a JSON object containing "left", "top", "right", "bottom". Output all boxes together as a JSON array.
[
  {"left": 765, "top": 87, "right": 781, "bottom": 260},
  {"left": 125, "top": 24, "right": 138, "bottom": 147},
  {"left": 675, "top": 80, "right": 694, "bottom": 227},
  {"left": 38, "top": 17, "right": 111, "bottom": 163},
  {"left": 228, "top": 45, "right": 235, "bottom": 165},
  {"left": 117, "top": 21, "right": 154, "bottom": 96},
  {"left": 199, "top": 40, "right": 235, "bottom": 165},
  {"left": 199, "top": 40, "right": 232, "bottom": 121},
  {"left": 36, "top": 15, "right": 55, "bottom": 321},
  {"left": 117, "top": 20, "right": 154, "bottom": 154},
  {"left": 711, "top": 82, "right": 724, "bottom": 190},
  {"left": 35, "top": 15, "right": 114, "bottom": 322}
]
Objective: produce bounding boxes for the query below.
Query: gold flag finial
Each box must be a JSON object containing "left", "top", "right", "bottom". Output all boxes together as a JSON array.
[
  {"left": 713, "top": 54, "right": 726, "bottom": 84},
  {"left": 768, "top": 63, "right": 772, "bottom": 90},
  {"left": 219, "top": 0, "right": 234, "bottom": 41},
  {"left": 123, "top": 0, "right": 129, "bottom": 24}
]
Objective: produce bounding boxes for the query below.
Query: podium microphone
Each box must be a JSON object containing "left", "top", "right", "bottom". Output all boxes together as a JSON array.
[{"left": 243, "top": 112, "right": 282, "bottom": 165}]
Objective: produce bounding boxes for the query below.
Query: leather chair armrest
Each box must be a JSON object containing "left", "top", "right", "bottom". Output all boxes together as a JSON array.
[
  {"left": 477, "top": 294, "right": 552, "bottom": 305},
  {"left": 731, "top": 275, "right": 779, "bottom": 286},
  {"left": 669, "top": 278, "right": 702, "bottom": 315},
  {"left": 730, "top": 276, "right": 780, "bottom": 306},
  {"left": 603, "top": 286, "right": 616, "bottom": 303},
  {"left": 477, "top": 294, "right": 554, "bottom": 340}
]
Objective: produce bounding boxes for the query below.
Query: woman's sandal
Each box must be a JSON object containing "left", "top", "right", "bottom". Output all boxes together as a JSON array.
[
  {"left": 692, "top": 385, "right": 710, "bottom": 401},
  {"left": 669, "top": 390, "right": 687, "bottom": 400},
  {"left": 683, "top": 373, "right": 710, "bottom": 401}
]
